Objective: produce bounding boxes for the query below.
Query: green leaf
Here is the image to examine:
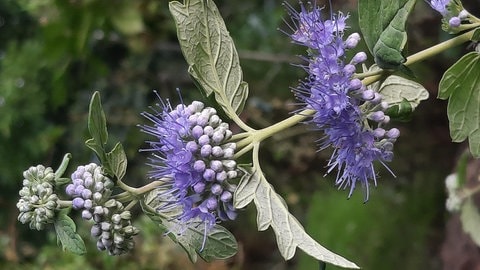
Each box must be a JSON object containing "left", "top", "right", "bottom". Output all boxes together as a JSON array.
[
  {"left": 471, "top": 28, "right": 480, "bottom": 42},
  {"left": 106, "top": 142, "right": 127, "bottom": 180},
  {"left": 438, "top": 52, "right": 480, "bottom": 157},
  {"left": 233, "top": 168, "right": 359, "bottom": 269},
  {"left": 54, "top": 213, "right": 86, "bottom": 255},
  {"left": 359, "top": 0, "right": 416, "bottom": 69},
  {"left": 140, "top": 189, "right": 238, "bottom": 262},
  {"left": 169, "top": 0, "right": 249, "bottom": 117},
  {"left": 460, "top": 198, "right": 480, "bottom": 246},
  {"left": 88, "top": 91, "right": 108, "bottom": 147},
  {"left": 379, "top": 75, "right": 429, "bottom": 120}
]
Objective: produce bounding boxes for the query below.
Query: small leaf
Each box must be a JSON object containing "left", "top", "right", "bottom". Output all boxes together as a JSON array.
[
  {"left": 438, "top": 52, "right": 480, "bottom": 157},
  {"left": 234, "top": 168, "right": 359, "bottom": 269},
  {"left": 471, "top": 28, "right": 480, "bottom": 42},
  {"left": 106, "top": 142, "right": 128, "bottom": 180},
  {"left": 54, "top": 213, "right": 86, "bottom": 255},
  {"left": 358, "top": 0, "right": 416, "bottom": 69},
  {"left": 140, "top": 189, "right": 238, "bottom": 262},
  {"left": 88, "top": 91, "right": 108, "bottom": 147},
  {"left": 460, "top": 198, "right": 480, "bottom": 246},
  {"left": 379, "top": 75, "right": 429, "bottom": 120},
  {"left": 85, "top": 139, "right": 110, "bottom": 174},
  {"left": 169, "top": 0, "right": 249, "bottom": 117}
]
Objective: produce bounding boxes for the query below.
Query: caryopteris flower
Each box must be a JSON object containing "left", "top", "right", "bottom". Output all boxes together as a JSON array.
[
  {"left": 287, "top": 3, "right": 399, "bottom": 200},
  {"left": 17, "top": 165, "right": 58, "bottom": 230},
  {"left": 141, "top": 96, "right": 238, "bottom": 236},
  {"left": 428, "top": 0, "right": 469, "bottom": 29}
]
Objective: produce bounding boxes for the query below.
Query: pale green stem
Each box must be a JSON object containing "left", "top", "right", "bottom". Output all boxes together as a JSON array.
[
  {"left": 233, "top": 110, "right": 314, "bottom": 158},
  {"left": 112, "top": 191, "right": 134, "bottom": 203},
  {"left": 57, "top": 199, "right": 72, "bottom": 208},
  {"left": 362, "top": 28, "right": 476, "bottom": 86},
  {"left": 124, "top": 199, "right": 138, "bottom": 211},
  {"left": 116, "top": 179, "right": 165, "bottom": 197}
]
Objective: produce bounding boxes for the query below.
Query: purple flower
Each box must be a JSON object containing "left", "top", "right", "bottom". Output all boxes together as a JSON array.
[
  {"left": 287, "top": 3, "right": 399, "bottom": 200},
  {"left": 429, "top": 0, "right": 450, "bottom": 16},
  {"left": 141, "top": 96, "right": 238, "bottom": 237}
]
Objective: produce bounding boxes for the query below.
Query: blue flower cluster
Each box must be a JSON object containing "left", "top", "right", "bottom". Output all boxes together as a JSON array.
[
  {"left": 288, "top": 4, "right": 400, "bottom": 200},
  {"left": 141, "top": 98, "right": 238, "bottom": 234}
]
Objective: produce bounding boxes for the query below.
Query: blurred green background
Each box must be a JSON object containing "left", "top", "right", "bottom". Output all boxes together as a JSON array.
[{"left": 0, "top": 0, "right": 476, "bottom": 269}]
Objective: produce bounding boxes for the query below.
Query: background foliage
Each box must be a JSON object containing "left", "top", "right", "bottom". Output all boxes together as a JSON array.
[{"left": 1, "top": 0, "right": 478, "bottom": 269}]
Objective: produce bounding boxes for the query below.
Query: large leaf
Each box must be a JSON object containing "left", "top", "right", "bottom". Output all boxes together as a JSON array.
[
  {"left": 359, "top": 0, "right": 416, "bottom": 69},
  {"left": 54, "top": 213, "right": 86, "bottom": 255},
  {"left": 140, "top": 189, "right": 238, "bottom": 262},
  {"left": 379, "top": 75, "right": 429, "bottom": 120},
  {"left": 169, "top": 0, "right": 249, "bottom": 117},
  {"left": 460, "top": 198, "right": 480, "bottom": 246},
  {"left": 438, "top": 52, "right": 480, "bottom": 157},
  {"left": 234, "top": 168, "right": 359, "bottom": 269}
]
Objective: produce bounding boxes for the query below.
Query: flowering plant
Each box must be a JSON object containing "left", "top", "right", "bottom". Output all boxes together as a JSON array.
[{"left": 15, "top": 0, "right": 480, "bottom": 268}]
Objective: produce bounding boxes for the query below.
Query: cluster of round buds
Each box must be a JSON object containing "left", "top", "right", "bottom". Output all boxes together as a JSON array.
[
  {"left": 66, "top": 163, "right": 114, "bottom": 220},
  {"left": 142, "top": 99, "right": 239, "bottom": 232},
  {"left": 17, "top": 165, "right": 58, "bottom": 230},
  {"left": 66, "top": 164, "right": 138, "bottom": 255},
  {"left": 90, "top": 199, "right": 139, "bottom": 255}
]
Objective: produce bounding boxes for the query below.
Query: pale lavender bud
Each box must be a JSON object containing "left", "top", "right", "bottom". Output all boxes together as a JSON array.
[
  {"left": 343, "top": 64, "right": 356, "bottom": 76},
  {"left": 386, "top": 128, "right": 400, "bottom": 139},
  {"left": 81, "top": 189, "right": 92, "bottom": 199},
  {"left": 203, "top": 126, "right": 214, "bottom": 136},
  {"left": 220, "top": 191, "right": 232, "bottom": 202},
  {"left": 198, "top": 135, "right": 210, "bottom": 146},
  {"left": 210, "top": 160, "right": 223, "bottom": 172},
  {"left": 211, "top": 184, "right": 223, "bottom": 195},
  {"left": 72, "top": 197, "right": 85, "bottom": 210},
  {"left": 84, "top": 199, "right": 93, "bottom": 209},
  {"left": 449, "top": 17, "right": 461, "bottom": 28},
  {"left": 91, "top": 224, "right": 102, "bottom": 237},
  {"left": 212, "top": 131, "right": 225, "bottom": 144},
  {"left": 211, "top": 146, "right": 223, "bottom": 157},
  {"left": 203, "top": 169, "right": 215, "bottom": 181},
  {"left": 193, "top": 182, "right": 206, "bottom": 193},
  {"left": 66, "top": 184, "right": 75, "bottom": 196},
  {"left": 193, "top": 160, "right": 206, "bottom": 172},
  {"left": 368, "top": 111, "right": 385, "bottom": 122},
  {"left": 373, "top": 128, "right": 386, "bottom": 138},
  {"left": 185, "top": 141, "right": 198, "bottom": 152},
  {"left": 351, "top": 52, "right": 367, "bottom": 65},
  {"left": 362, "top": 89, "right": 375, "bottom": 100},
  {"left": 192, "top": 125, "right": 203, "bottom": 139},
  {"left": 382, "top": 115, "right": 391, "bottom": 124},
  {"left": 345, "top": 33, "right": 361, "bottom": 49},
  {"left": 206, "top": 197, "right": 218, "bottom": 211},
  {"left": 196, "top": 115, "right": 209, "bottom": 126},
  {"left": 200, "top": 145, "right": 212, "bottom": 157},
  {"left": 216, "top": 171, "right": 227, "bottom": 182},
  {"left": 82, "top": 210, "right": 92, "bottom": 220},
  {"left": 349, "top": 78, "right": 363, "bottom": 90}
]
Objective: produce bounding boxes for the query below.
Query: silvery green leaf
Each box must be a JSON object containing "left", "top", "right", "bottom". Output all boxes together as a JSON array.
[
  {"left": 169, "top": 0, "right": 249, "bottom": 117},
  {"left": 234, "top": 168, "right": 359, "bottom": 269},
  {"left": 460, "top": 198, "right": 480, "bottom": 246},
  {"left": 379, "top": 75, "right": 429, "bottom": 120},
  {"left": 87, "top": 91, "right": 108, "bottom": 147},
  {"left": 106, "top": 142, "right": 127, "bottom": 180},
  {"left": 438, "top": 52, "right": 480, "bottom": 157},
  {"left": 141, "top": 189, "right": 238, "bottom": 262},
  {"left": 54, "top": 213, "right": 86, "bottom": 255}
]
